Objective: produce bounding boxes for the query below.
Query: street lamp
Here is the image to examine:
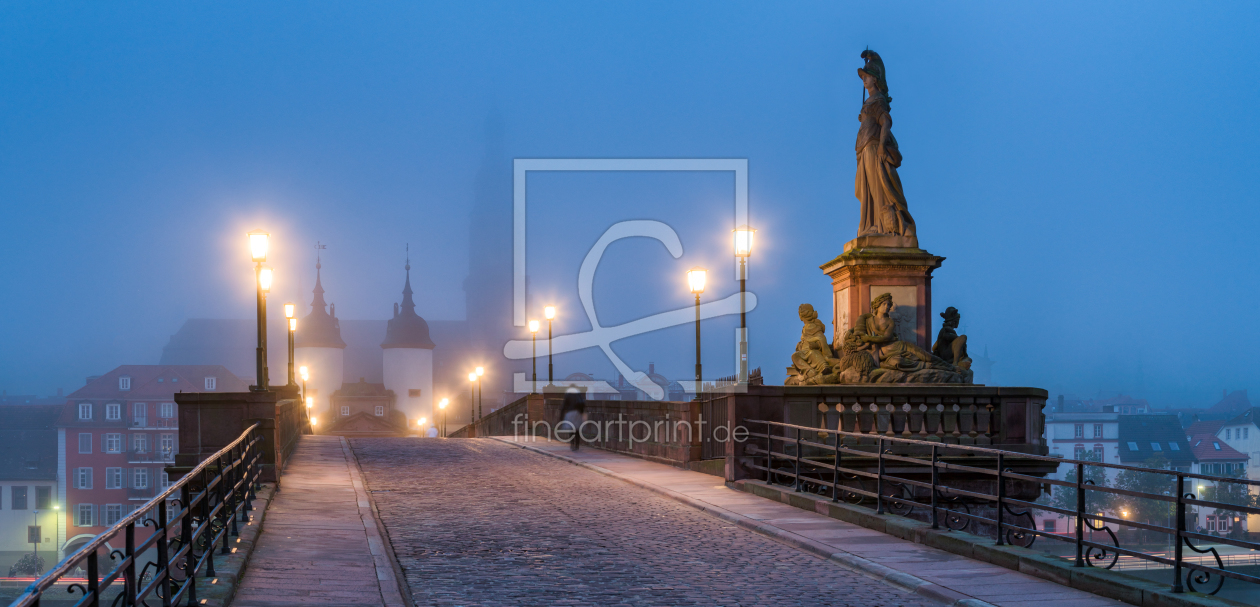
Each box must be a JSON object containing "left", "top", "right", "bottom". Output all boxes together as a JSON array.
[
  {"left": 687, "top": 267, "right": 707, "bottom": 397},
  {"left": 439, "top": 398, "right": 449, "bottom": 437},
  {"left": 475, "top": 366, "right": 485, "bottom": 421},
  {"left": 247, "top": 230, "right": 270, "bottom": 391},
  {"left": 468, "top": 372, "right": 477, "bottom": 428},
  {"left": 733, "top": 225, "right": 755, "bottom": 384},
  {"left": 299, "top": 365, "right": 309, "bottom": 408},
  {"left": 528, "top": 320, "right": 540, "bottom": 394},
  {"left": 284, "top": 304, "right": 297, "bottom": 387},
  {"left": 544, "top": 306, "right": 556, "bottom": 386}
]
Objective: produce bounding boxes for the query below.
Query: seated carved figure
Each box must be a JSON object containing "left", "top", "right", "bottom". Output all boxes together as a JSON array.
[
  {"left": 786, "top": 304, "right": 842, "bottom": 385},
  {"left": 851, "top": 293, "right": 965, "bottom": 384},
  {"left": 932, "top": 306, "right": 973, "bottom": 383}
]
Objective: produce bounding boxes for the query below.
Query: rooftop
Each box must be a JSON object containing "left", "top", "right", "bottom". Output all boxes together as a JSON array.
[
  {"left": 0, "top": 404, "right": 61, "bottom": 480},
  {"left": 1188, "top": 433, "right": 1247, "bottom": 461},
  {"left": 1117, "top": 415, "right": 1196, "bottom": 466}
]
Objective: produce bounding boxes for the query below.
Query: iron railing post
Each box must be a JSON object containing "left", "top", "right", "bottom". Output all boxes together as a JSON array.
[
  {"left": 764, "top": 423, "right": 772, "bottom": 484},
  {"left": 125, "top": 520, "right": 136, "bottom": 606},
  {"left": 876, "top": 438, "right": 885, "bottom": 515},
  {"left": 87, "top": 550, "right": 99, "bottom": 607},
  {"left": 831, "top": 429, "right": 841, "bottom": 503},
  {"left": 157, "top": 496, "right": 171, "bottom": 607},
  {"left": 201, "top": 468, "right": 216, "bottom": 579},
  {"left": 995, "top": 453, "right": 1005, "bottom": 545},
  {"left": 1172, "top": 474, "right": 1185, "bottom": 593},
  {"left": 180, "top": 483, "right": 195, "bottom": 606},
  {"left": 793, "top": 427, "right": 802, "bottom": 492},
  {"left": 219, "top": 451, "right": 232, "bottom": 555},
  {"left": 1073, "top": 462, "right": 1085, "bottom": 567},
  {"left": 930, "top": 443, "right": 939, "bottom": 529}
]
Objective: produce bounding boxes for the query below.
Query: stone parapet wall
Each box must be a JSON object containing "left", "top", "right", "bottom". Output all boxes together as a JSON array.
[{"left": 173, "top": 390, "right": 305, "bottom": 483}]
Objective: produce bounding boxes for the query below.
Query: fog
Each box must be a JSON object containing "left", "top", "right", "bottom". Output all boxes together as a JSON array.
[{"left": 1, "top": 2, "right": 1258, "bottom": 407}]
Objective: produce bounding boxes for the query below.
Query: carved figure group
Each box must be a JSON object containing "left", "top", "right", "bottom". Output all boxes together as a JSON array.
[{"left": 786, "top": 295, "right": 971, "bottom": 385}]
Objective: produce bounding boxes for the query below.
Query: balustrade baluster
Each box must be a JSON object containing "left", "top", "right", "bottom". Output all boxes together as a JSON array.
[
  {"left": 949, "top": 404, "right": 963, "bottom": 443},
  {"left": 900, "top": 404, "right": 913, "bottom": 438},
  {"left": 928, "top": 404, "right": 943, "bottom": 442}
]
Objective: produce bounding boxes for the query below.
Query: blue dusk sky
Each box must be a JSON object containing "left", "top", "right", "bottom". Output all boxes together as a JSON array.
[{"left": 1, "top": 2, "right": 1257, "bottom": 406}]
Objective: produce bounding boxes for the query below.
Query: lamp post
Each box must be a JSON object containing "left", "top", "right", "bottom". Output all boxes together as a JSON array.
[
  {"left": 284, "top": 304, "right": 297, "bottom": 387},
  {"left": 528, "top": 320, "right": 540, "bottom": 393},
  {"left": 475, "top": 366, "right": 485, "bottom": 420},
  {"left": 52, "top": 504, "right": 59, "bottom": 562},
  {"left": 259, "top": 267, "right": 273, "bottom": 389},
  {"left": 468, "top": 373, "right": 477, "bottom": 429},
  {"left": 31, "top": 509, "right": 39, "bottom": 559},
  {"left": 439, "top": 398, "right": 449, "bottom": 437},
  {"left": 544, "top": 306, "right": 556, "bottom": 386},
  {"left": 247, "top": 230, "right": 269, "bottom": 391},
  {"left": 299, "top": 366, "right": 309, "bottom": 406},
  {"left": 733, "top": 226, "right": 755, "bottom": 384},
  {"left": 687, "top": 267, "right": 707, "bottom": 397}
]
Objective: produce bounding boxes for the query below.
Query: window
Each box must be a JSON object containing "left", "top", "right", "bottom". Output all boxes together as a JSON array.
[
  {"left": 1246, "top": 428, "right": 1251, "bottom": 440},
  {"left": 133, "top": 468, "right": 149, "bottom": 489},
  {"left": 1151, "top": 442, "right": 1162, "bottom": 451},
  {"left": 1043, "top": 520, "right": 1056, "bottom": 532},
  {"left": 28, "top": 526, "right": 40, "bottom": 544},
  {"left": 133, "top": 403, "right": 146, "bottom": 426},
  {"left": 1093, "top": 444, "right": 1104, "bottom": 460},
  {"left": 78, "top": 403, "right": 92, "bottom": 420},
  {"left": 1207, "top": 516, "right": 1216, "bottom": 531},
  {"left": 160, "top": 434, "right": 174, "bottom": 458},
  {"left": 78, "top": 433, "right": 92, "bottom": 454},
  {"left": 1127, "top": 442, "right": 1140, "bottom": 451},
  {"left": 159, "top": 403, "right": 174, "bottom": 418},
  {"left": 76, "top": 467, "right": 93, "bottom": 490},
  {"left": 106, "top": 467, "right": 122, "bottom": 489},
  {"left": 374, "top": 406, "right": 385, "bottom": 416},
  {"left": 1226, "top": 429, "right": 1231, "bottom": 439},
  {"left": 408, "top": 389, "right": 421, "bottom": 397},
  {"left": 106, "top": 403, "right": 121, "bottom": 421},
  {"left": 205, "top": 377, "right": 216, "bottom": 391},
  {"left": 1214, "top": 442, "right": 1221, "bottom": 450},
  {"left": 133, "top": 434, "right": 148, "bottom": 453},
  {"left": 104, "top": 433, "right": 122, "bottom": 453},
  {"left": 103, "top": 504, "right": 122, "bottom": 527},
  {"left": 119, "top": 376, "right": 131, "bottom": 390},
  {"left": 35, "top": 487, "right": 51, "bottom": 509},
  {"left": 1074, "top": 424, "right": 1084, "bottom": 438},
  {"left": 1169, "top": 442, "right": 1180, "bottom": 451},
  {"left": 1093, "top": 424, "right": 1103, "bottom": 438},
  {"left": 11, "top": 486, "right": 28, "bottom": 510},
  {"left": 158, "top": 471, "right": 171, "bottom": 491},
  {"left": 76, "top": 504, "right": 94, "bottom": 527},
  {"left": 341, "top": 406, "right": 350, "bottom": 416},
  {"left": 1074, "top": 444, "right": 1086, "bottom": 459}
]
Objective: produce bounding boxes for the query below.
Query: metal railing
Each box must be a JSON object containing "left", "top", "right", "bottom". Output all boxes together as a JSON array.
[
  {"left": 9, "top": 423, "right": 264, "bottom": 607},
  {"left": 745, "top": 419, "right": 1260, "bottom": 596}
]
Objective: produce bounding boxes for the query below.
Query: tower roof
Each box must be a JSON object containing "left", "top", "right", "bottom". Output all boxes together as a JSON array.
[
  {"left": 296, "top": 253, "right": 347, "bottom": 349},
  {"left": 382, "top": 248, "right": 436, "bottom": 350}
]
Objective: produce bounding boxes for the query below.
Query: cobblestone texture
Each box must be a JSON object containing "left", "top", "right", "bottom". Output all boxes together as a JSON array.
[{"left": 351, "top": 438, "right": 941, "bottom": 607}]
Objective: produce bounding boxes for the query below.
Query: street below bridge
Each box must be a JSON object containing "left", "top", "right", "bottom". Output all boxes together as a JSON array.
[{"left": 351, "top": 438, "right": 936, "bottom": 607}]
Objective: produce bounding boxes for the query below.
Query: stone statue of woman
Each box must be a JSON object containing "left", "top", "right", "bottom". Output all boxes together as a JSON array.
[{"left": 855, "top": 50, "right": 917, "bottom": 246}]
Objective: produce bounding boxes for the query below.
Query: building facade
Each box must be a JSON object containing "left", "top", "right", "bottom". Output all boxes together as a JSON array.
[
  {"left": 380, "top": 255, "right": 435, "bottom": 432},
  {"left": 56, "top": 365, "right": 246, "bottom": 555},
  {"left": 0, "top": 405, "right": 61, "bottom": 575},
  {"left": 295, "top": 256, "right": 346, "bottom": 417}
]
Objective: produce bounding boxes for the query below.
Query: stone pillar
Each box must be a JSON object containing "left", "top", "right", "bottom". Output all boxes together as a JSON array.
[
  {"left": 171, "top": 391, "right": 301, "bottom": 484},
  {"left": 820, "top": 238, "right": 945, "bottom": 351}
]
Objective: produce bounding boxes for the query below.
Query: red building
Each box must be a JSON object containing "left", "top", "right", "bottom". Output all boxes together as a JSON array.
[{"left": 56, "top": 365, "right": 246, "bottom": 554}]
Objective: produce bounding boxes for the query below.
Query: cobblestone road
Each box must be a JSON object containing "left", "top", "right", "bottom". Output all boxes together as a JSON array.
[{"left": 351, "top": 438, "right": 940, "bottom": 607}]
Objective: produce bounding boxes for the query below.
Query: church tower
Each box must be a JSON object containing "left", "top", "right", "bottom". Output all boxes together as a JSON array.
[
  {"left": 295, "top": 253, "right": 345, "bottom": 417},
  {"left": 382, "top": 249, "right": 436, "bottom": 430}
]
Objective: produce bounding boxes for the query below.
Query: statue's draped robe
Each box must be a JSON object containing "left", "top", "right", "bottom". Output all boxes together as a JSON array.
[{"left": 855, "top": 94, "right": 916, "bottom": 238}]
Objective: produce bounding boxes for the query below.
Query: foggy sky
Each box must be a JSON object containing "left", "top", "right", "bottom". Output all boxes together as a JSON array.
[{"left": 1, "top": 2, "right": 1258, "bottom": 407}]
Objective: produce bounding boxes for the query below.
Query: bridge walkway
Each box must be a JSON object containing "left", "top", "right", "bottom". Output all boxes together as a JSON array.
[{"left": 492, "top": 436, "right": 1129, "bottom": 607}]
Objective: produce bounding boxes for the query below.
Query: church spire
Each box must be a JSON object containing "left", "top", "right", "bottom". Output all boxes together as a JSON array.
[
  {"left": 310, "top": 241, "right": 328, "bottom": 313},
  {"left": 381, "top": 243, "right": 434, "bottom": 350},
  {"left": 401, "top": 243, "right": 416, "bottom": 314}
]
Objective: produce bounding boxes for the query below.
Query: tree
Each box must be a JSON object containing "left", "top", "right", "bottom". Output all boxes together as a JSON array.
[
  {"left": 8, "top": 553, "right": 44, "bottom": 577},
  {"left": 1046, "top": 450, "right": 1114, "bottom": 518},
  {"left": 1113, "top": 455, "right": 1177, "bottom": 545}
]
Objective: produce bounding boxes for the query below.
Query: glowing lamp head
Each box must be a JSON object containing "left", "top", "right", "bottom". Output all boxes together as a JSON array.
[
  {"left": 687, "top": 267, "right": 707, "bottom": 294},
  {"left": 310, "top": 416, "right": 318, "bottom": 426},
  {"left": 476, "top": 366, "right": 484, "bottom": 377},
  {"left": 733, "top": 225, "right": 755, "bottom": 257},
  {"left": 284, "top": 303, "right": 296, "bottom": 318},
  {"left": 439, "top": 398, "right": 448, "bottom": 409},
  {"left": 53, "top": 504, "right": 60, "bottom": 511},
  {"left": 259, "top": 267, "right": 273, "bottom": 292},
  {"left": 247, "top": 230, "right": 270, "bottom": 263},
  {"left": 299, "top": 366, "right": 309, "bottom": 381},
  {"left": 468, "top": 372, "right": 477, "bottom": 382},
  {"left": 419, "top": 417, "right": 426, "bottom": 426},
  {"left": 528, "top": 320, "right": 540, "bottom": 334},
  {"left": 544, "top": 305, "right": 556, "bottom": 320},
  {"left": 288, "top": 318, "right": 297, "bottom": 332},
  {"left": 305, "top": 397, "right": 313, "bottom": 408}
]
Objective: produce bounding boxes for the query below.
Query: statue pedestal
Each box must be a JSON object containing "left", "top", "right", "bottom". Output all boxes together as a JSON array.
[{"left": 820, "top": 238, "right": 944, "bottom": 351}]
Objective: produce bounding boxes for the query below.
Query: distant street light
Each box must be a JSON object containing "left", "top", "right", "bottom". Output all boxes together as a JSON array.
[
  {"left": 299, "top": 366, "right": 309, "bottom": 409},
  {"left": 544, "top": 306, "right": 556, "bottom": 386},
  {"left": 285, "top": 303, "right": 297, "bottom": 387},
  {"left": 475, "top": 367, "right": 485, "bottom": 421},
  {"left": 528, "top": 320, "right": 540, "bottom": 394},
  {"left": 687, "top": 267, "right": 707, "bottom": 397},
  {"left": 247, "top": 230, "right": 270, "bottom": 391},
  {"left": 439, "top": 398, "right": 449, "bottom": 437},
  {"left": 733, "top": 225, "right": 755, "bottom": 384},
  {"left": 311, "top": 416, "right": 318, "bottom": 427}
]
